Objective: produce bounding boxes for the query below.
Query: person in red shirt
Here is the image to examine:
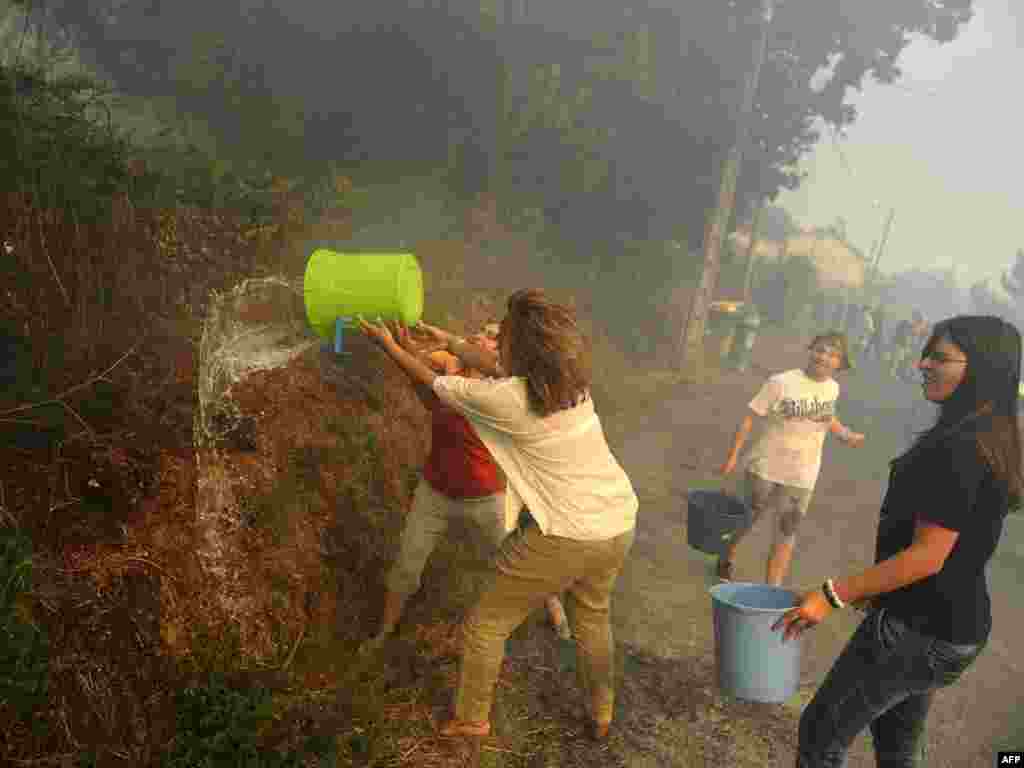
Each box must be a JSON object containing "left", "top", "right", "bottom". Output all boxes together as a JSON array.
[{"left": 368, "top": 323, "right": 568, "bottom": 647}]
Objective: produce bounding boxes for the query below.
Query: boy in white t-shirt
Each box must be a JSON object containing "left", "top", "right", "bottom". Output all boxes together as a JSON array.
[{"left": 716, "top": 333, "right": 866, "bottom": 585}]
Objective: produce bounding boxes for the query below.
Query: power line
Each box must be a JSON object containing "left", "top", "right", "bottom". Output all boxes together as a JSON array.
[
  {"left": 827, "top": 123, "right": 881, "bottom": 225},
  {"left": 887, "top": 81, "right": 941, "bottom": 97},
  {"left": 829, "top": 123, "right": 855, "bottom": 180}
]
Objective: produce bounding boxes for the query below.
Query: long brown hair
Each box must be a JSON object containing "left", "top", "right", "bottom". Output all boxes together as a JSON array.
[
  {"left": 894, "top": 315, "right": 1023, "bottom": 509},
  {"left": 501, "top": 289, "right": 591, "bottom": 417}
]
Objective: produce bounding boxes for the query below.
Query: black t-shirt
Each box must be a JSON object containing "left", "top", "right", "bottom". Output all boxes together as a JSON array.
[{"left": 874, "top": 430, "right": 1009, "bottom": 644}]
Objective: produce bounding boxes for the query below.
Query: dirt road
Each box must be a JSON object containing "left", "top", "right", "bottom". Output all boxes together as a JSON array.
[{"left": 603, "top": 331, "right": 1023, "bottom": 767}]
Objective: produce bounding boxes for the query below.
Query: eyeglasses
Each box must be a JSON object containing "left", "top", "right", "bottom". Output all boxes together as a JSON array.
[{"left": 921, "top": 352, "right": 967, "bottom": 365}]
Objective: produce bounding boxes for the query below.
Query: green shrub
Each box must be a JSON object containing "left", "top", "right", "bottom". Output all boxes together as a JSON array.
[
  {"left": 1, "top": 65, "right": 132, "bottom": 218},
  {"left": 165, "top": 674, "right": 333, "bottom": 768},
  {"left": 0, "top": 529, "right": 49, "bottom": 719}
]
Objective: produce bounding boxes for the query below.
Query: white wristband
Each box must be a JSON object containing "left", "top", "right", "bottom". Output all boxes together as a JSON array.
[{"left": 824, "top": 578, "right": 847, "bottom": 609}]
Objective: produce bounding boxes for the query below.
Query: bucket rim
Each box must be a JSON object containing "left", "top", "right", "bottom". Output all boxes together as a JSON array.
[
  {"left": 686, "top": 489, "right": 749, "bottom": 516},
  {"left": 709, "top": 581, "right": 800, "bottom": 614}
]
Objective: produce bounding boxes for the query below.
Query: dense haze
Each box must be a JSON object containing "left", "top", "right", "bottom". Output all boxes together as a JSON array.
[
  {"left": 8, "top": 0, "right": 1020, "bottom": 330},
  {"left": 780, "top": 0, "right": 1024, "bottom": 290},
  {"left": 3, "top": 4, "right": 1024, "bottom": 764},
  {"left": 22, "top": 1, "right": 967, "bottom": 245}
]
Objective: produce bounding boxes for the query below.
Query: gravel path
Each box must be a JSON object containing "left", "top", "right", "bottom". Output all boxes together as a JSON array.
[{"left": 601, "top": 332, "right": 1023, "bottom": 766}]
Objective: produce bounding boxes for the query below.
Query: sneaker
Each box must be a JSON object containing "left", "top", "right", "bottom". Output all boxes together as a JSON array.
[
  {"left": 587, "top": 719, "right": 611, "bottom": 742},
  {"left": 716, "top": 558, "right": 735, "bottom": 582},
  {"left": 438, "top": 717, "right": 491, "bottom": 738}
]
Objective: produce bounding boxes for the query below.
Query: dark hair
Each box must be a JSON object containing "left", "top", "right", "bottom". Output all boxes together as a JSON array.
[
  {"left": 808, "top": 332, "right": 852, "bottom": 371},
  {"left": 501, "top": 289, "right": 591, "bottom": 417},
  {"left": 895, "top": 315, "right": 1023, "bottom": 507}
]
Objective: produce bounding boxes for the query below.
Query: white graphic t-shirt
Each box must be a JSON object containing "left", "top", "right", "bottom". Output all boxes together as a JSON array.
[{"left": 745, "top": 368, "right": 839, "bottom": 490}]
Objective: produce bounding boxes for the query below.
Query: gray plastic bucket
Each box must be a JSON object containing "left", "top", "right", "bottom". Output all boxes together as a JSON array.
[
  {"left": 687, "top": 489, "right": 753, "bottom": 556},
  {"left": 710, "top": 582, "right": 801, "bottom": 703}
]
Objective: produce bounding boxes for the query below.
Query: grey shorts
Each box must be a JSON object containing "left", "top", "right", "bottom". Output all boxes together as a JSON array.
[{"left": 744, "top": 471, "right": 814, "bottom": 546}]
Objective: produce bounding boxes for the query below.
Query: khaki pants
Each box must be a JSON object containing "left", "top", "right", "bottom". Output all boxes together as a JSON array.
[
  {"left": 386, "top": 478, "right": 505, "bottom": 596},
  {"left": 454, "top": 521, "right": 635, "bottom": 723}
]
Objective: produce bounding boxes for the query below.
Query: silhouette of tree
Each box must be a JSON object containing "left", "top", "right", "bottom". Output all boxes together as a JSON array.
[{"left": 35, "top": 0, "right": 975, "bottom": 249}]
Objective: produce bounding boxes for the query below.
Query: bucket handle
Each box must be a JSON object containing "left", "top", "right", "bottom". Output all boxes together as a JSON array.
[
  {"left": 686, "top": 471, "right": 735, "bottom": 494},
  {"left": 331, "top": 316, "right": 354, "bottom": 358}
]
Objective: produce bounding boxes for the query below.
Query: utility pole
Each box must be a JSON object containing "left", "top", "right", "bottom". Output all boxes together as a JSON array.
[
  {"left": 679, "top": 0, "right": 774, "bottom": 377},
  {"left": 741, "top": 203, "right": 765, "bottom": 303},
  {"left": 861, "top": 238, "right": 878, "bottom": 305},
  {"left": 867, "top": 238, "right": 879, "bottom": 270},
  {"left": 868, "top": 208, "right": 895, "bottom": 291},
  {"left": 873, "top": 208, "right": 895, "bottom": 273}
]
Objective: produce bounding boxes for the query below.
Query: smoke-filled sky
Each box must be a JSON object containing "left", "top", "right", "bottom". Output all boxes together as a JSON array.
[
  {"left": 4, "top": 0, "right": 1012, "bottom": 292},
  {"left": 777, "top": 0, "right": 1022, "bottom": 289}
]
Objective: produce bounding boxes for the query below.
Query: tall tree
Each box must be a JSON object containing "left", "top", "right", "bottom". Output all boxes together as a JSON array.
[{"left": 37, "top": 0, "right": 975, "bottom": 248}]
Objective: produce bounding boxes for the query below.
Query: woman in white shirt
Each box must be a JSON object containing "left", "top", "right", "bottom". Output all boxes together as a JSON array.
[{"left": 358, "top": 289, "right": 637, "bottom": 741}]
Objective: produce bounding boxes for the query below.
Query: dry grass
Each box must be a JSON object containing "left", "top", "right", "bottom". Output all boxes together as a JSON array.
[{"left": 0, "top": 178, "right": 336, "bottom": 762}]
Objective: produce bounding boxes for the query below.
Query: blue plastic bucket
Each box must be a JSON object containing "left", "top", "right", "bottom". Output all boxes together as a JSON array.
[
  {"left": 709, "top": 582, "right": 801, "bottom": 703},
  {"left": 687, "top": 489, "right": 753, "bottom": 556}
]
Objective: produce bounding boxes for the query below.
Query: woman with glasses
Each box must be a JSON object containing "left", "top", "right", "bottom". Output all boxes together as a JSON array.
[
  {"left": 775, "top": 316, "right": 1022, "bottom": 767},
  {"left": 359, "top": 290, "right": 637, "bottom": 741}
]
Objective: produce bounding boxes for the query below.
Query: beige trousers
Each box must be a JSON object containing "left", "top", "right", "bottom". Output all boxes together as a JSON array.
[
  {"left": 386, "top": 478, "right": 505, "bottom": 596},
  {"left": 454, "top": 521, "right": 635, "bottom": 723}
]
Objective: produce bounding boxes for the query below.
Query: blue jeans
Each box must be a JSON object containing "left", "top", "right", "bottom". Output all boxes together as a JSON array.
[{"left": 797, "top": 608, "right": 983, "bottom": 768}]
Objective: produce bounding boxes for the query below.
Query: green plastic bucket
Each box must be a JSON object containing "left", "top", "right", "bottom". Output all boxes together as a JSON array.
[
  {"left": 710, "top": 582, "right": 802, "bottom": 703},
  {"left": 303, "top": 248, "right": 424, "bottom": 339}
]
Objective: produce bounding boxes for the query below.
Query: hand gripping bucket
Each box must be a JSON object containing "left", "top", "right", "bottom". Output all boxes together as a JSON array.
[
  {"left": 709, "top": 582, "right": 802, "bottom": 703},
  {"left": 303, "top": 248, "right": 424, "bottom": 340},
  {"left": 686, "top": 487, "right": 753, "bottom": 556}
]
